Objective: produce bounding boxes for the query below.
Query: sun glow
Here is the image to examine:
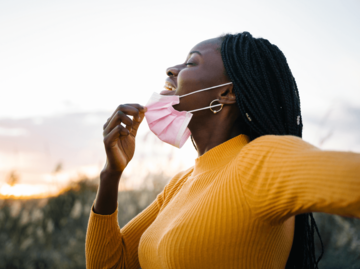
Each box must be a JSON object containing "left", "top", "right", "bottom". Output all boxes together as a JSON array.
[{"left": 0, "top": 183, "right": 59, "bottom": 199}]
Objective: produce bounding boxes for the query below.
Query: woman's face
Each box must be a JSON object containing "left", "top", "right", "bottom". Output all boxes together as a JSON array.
[{"left": 164, "top": 38, "right": 230, "bottom": 113}]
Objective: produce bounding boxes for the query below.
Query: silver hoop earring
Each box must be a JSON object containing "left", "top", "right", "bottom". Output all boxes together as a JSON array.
[{"left": 209, "top": 99, "right": 223, "bottom": 114}]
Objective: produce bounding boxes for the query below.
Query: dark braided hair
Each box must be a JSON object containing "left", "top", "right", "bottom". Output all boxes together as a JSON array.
[{"left": 220, "top": 32, "right": 324, "bottom": 268}]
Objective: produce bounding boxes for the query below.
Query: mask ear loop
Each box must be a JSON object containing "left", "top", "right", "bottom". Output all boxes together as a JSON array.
[
  {"left": 188, "top": 99, "right": 223, "bottom": 114},
  {"left": 179, "top": 82, "right": 233, "bottom": 98}
]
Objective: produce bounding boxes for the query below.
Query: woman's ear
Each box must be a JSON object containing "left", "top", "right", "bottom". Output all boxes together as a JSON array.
[{"left": 218, "top": 85, "right": 237, "bottom": 105}]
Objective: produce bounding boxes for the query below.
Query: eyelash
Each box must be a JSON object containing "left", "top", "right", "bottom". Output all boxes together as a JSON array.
[{"left": 185, "top": 62, "right": 194, "bottom": 66}]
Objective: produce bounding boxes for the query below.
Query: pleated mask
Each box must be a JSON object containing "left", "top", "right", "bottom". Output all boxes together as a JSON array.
[{"left": 144, "top": 82, "right": 232, "bottom": 148}]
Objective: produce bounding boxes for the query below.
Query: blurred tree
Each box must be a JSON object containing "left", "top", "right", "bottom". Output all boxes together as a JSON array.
[
  {"left": 52, "top": 162, "right": 63, "bottom": 189},
  {"left": 6, "top": 170, "right": 20, "bottom": 186},
  {"left": 52, "top": 162, "right": 63, "bottom": 174}
]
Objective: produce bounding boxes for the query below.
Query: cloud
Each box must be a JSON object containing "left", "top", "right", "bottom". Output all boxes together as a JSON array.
[
  {"left": 0, "top": 127, "right": 29, "bottom": 137},
  {"left": 0, "top": 111, "right": 194, "bottom": 186},
  {"left": 303, "top": 102, "right": 360, "bottom": 151}
]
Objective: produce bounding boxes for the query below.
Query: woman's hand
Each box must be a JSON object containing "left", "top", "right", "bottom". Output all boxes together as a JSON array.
[
  {"left": 102, "top": 104, "right": 147, "bottom": 173},
  {"left": 94, "top": 104, "right": 146, "bottom": 215}
]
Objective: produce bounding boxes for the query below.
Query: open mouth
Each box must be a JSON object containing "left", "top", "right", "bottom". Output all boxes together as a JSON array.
[{"left": 164, "top": 82, "right": 176, "bottom": 91}]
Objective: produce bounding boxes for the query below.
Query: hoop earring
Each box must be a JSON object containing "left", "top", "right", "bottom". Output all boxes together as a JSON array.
[{"left": 209, "top": 99, "right": 223, "bottom": 114}]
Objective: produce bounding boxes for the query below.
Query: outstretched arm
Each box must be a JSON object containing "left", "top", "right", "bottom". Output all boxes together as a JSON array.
[{"left": 239, "top": 135, "right": 360, "bottom": 225}]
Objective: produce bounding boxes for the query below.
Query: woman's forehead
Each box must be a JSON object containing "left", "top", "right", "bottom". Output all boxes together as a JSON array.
[{"left": 189, "top": 37, "right": 222, "bottom": 55}]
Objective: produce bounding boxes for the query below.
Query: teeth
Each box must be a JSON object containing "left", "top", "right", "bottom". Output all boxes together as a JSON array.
[{"left": 165, "top": 85, "right": 176, "bottom": 91}]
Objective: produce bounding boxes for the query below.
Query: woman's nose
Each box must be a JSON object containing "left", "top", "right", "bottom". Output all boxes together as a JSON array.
[{"left": 166, "top": 66, "right": 180, "bottom": 77}]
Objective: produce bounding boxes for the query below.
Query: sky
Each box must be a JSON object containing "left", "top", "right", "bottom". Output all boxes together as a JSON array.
[{"left": 0, "top": 0, "right": 360, "bottom": 195}]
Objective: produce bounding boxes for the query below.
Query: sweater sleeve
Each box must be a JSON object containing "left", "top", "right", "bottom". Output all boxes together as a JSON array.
[
  {"left": 239, "top": 135, "right": 360, "bottom": 225},
  {"left": 85, "top": 169, "right": 191, "bottom": 269},
  {"left": 85, "top": 194, "right": 160, "bottom": 269}
]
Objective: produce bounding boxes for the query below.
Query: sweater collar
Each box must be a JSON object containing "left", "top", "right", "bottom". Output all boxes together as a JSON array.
[{"left": 192, "top": 134, "right": 250, "bottom": 176}]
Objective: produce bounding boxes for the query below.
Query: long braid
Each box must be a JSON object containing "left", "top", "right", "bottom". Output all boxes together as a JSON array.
[{"left": 220, "top": 32, "right": 323, "bottom": 269}]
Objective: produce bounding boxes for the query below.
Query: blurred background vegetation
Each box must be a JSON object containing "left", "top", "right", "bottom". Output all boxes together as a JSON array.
[
  {"left": 0, "top": 172, "right": 169, "bottom": 269},
  {"left": 0, "top": 172, "right": 359, "bottom": 269}
]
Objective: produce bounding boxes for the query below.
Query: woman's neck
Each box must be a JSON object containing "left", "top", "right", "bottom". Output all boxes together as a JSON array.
[{"left": 189, "top": 117, "right": 242, "bottom": 157}]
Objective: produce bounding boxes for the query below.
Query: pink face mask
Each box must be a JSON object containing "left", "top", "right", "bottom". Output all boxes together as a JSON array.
[{"left": 145, "top": 82, "right": 233, "bottom": 148}]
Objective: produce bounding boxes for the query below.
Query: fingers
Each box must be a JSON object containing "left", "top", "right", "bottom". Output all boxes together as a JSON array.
[
  {"left": 103, "top": 125, "right": 129, "bottom": 149},
  {"left": 103, "top": 104, "right": 147, "bottom": 137},
  {"left": 130, "top": 110, "right": 146, "bottom": 137},
  {"left": 103, "top": 110, "right": 132, "bottom": 136},
  {"left": 127, "top": 103, "right": 147, "bottom": 136},
  {"left": 103, "top": 104, "right": 145, "bottom": 130}
]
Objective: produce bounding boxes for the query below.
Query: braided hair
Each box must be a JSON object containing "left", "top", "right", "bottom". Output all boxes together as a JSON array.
[{"left": 220, "top": 32, "right": 324, "bottom": 268}]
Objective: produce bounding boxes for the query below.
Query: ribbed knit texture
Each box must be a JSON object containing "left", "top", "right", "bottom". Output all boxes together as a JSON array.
[{"left": 86, "top": 134, "right": 360, "bottom": 269}]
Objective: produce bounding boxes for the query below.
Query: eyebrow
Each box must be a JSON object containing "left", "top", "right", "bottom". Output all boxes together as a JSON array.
[{"left": 189, "top": 50, "right": 202, "bottom": 56}]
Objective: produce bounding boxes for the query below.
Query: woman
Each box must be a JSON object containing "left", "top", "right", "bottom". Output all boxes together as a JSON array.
[{"left": 86, "top": 32, "right": 360, "bottom": 269}]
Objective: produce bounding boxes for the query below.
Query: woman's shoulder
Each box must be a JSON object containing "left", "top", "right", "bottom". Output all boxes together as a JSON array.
[
  {"left": 243, "top": 134, "right": 316, "bottom": 153},
  {"left": 163, "top": 167, "right": 194, "bottom": 194},
  {"left": 173, "top": 166, "right": 194, "bottom": 179},
  {"left": 233, "top": 135, "right": 318, "bottom": 168},
  {"left": 156, "top": 166, "right": 194, "bottom": 209}
]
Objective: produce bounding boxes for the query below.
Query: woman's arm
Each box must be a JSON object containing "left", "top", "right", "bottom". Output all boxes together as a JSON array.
[
  {"left": 94, "top": 168, "right": 122, "bottom": 215},
  {"left": 239, "top": 135, "right": 360, "bottom": 225},
  {"left": 86, "top": 167, "right": 189, "bottom": 269},
  {"left": 86, "top": 103, "right": 154, "bottom": 269},
  {"left": 86, "top": 190, "right": 162, "bottom": 269},
  {"left": 94, "top": 103, "right": 146, "bottom": 215}
]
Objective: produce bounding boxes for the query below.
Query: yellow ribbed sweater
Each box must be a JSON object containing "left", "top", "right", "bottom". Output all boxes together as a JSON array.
[{"left": 86, "top": 135, "right": 360, "bottom": 269}]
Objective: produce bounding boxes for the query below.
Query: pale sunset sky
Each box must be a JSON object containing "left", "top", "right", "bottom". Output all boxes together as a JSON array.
[{"left": 1, "top": 0, "right": 360, "bottom": 196}]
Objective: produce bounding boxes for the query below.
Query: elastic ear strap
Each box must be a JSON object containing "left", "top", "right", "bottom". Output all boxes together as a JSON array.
[
  {"left": 179, "top": 82, "right": 232, "bottom": 98},
  {"left": 188, "top": 104, "right": 222, "bottom": 113}
]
